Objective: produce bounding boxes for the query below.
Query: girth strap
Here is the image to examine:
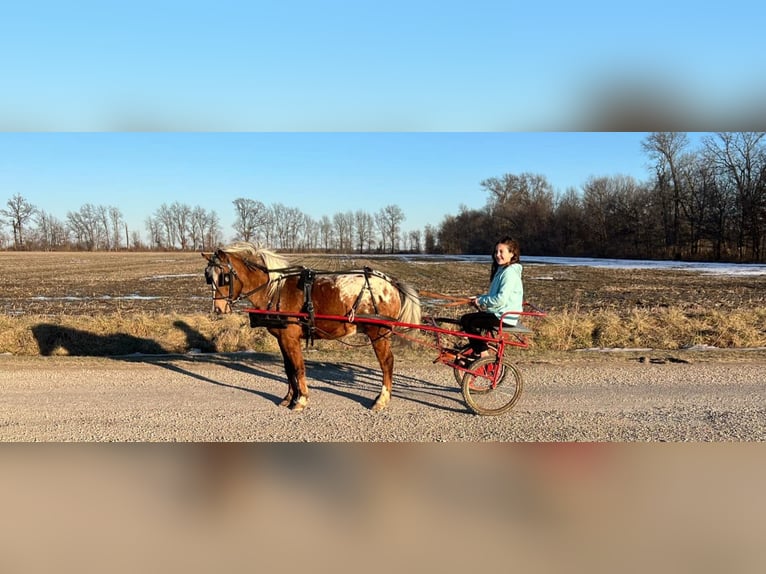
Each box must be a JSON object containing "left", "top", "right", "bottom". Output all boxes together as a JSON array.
[
  {"left": 298, "top": 268, "right": 317, "bottom": 346},
  {"left": 350, "top": 267, "right": 380, "bottom": 318}
]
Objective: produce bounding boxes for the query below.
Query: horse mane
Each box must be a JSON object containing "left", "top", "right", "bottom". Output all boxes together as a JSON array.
[{"left": 219, "top": 241, "right": 293, "bottom": 286}]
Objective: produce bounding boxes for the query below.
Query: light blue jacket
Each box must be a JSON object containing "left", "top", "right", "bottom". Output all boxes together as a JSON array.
[{"left": 476, "top": 263, "right": 524, "bottom": 325}]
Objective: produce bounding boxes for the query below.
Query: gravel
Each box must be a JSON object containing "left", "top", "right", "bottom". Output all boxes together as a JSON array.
[{"left": 1, "top": 350, "right": 764, "bottom": 441}]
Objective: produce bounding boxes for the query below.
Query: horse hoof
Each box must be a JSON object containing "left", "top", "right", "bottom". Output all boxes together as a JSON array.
[
  {"left": 371, "top": 389, "right": 390, "bottom": 412},
  {"left": 279, "top": 399, "right": 291, "bottom": 407},
  {"left": 290, "top": 396, "right": 308, "bottom": 412}
]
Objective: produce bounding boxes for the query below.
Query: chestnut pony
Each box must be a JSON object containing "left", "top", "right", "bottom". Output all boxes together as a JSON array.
[{"left": 202, "top": 242, "right": 421, "bottom": 412}]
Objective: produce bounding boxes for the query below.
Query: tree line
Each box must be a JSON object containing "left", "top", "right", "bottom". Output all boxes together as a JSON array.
[
  {"left": 0, "top": 194, "right": 412, "bottom": 254},
  {"left": 438, "top": 132, "right": 766, "bottom": 262},
  {"left": 2, "top": 132, "right": 764, "bottom": 261}
]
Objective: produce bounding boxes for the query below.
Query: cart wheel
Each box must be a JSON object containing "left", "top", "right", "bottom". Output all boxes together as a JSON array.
[
  {"left": 462, "top": 357, "right": 523, "bottom": 416},
  {"left": 452, "top": 356, "right": 493, "bottom": 389},
  {"left": 453, "top": 364, "right": 466, "bottom": 386}
]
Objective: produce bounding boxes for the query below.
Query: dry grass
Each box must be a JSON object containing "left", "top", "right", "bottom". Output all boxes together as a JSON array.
[
  {"left": 534, "top": 306, "right": 766, "bottom": 351},
  {"left": 1, "top": 251, "right": 764, "bottom": 356}
]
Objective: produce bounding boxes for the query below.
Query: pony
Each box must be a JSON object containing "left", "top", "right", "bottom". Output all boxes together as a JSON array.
[{"left": 202, "top": 242, "right": 421, "bottom": 412}]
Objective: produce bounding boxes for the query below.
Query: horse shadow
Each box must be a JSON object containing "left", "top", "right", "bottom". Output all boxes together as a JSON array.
[
  {"left": 32, "top": 319, "right": 225, "bottom": 357},
  {"left": 30, "top": 320, "right": 286, "bottom": 404},
  {"left": 32, "top": 323, "right": 169, "bottom": 356},
  {"left": 305, "top": 360, "right": 466, "bottom": 413},
  {"left": 29, "top": 321, "right": 462, "bottom": 412}
]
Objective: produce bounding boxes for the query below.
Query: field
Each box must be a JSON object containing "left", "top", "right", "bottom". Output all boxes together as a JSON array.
[{"left": 1, "top": 250, "right": 765, "bottom": 356}]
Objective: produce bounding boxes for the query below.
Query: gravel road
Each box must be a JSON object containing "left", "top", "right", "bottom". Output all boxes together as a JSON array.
[{"left": 1, "top": 351, "right": 764, "bottom": 441}]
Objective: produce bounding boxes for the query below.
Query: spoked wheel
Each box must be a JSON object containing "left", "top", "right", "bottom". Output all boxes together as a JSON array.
[
  {"left": 461, "top": 357, "right": 523, "bottom": 416},
  {"left": 453, "top": 366, "right": 465, "bottom": 386},
  {"left": 451, "top": 347, "right": 479, "bottom": 386},
  {"left": 451, "top": 353, "right": 487, "bottom": 387}
]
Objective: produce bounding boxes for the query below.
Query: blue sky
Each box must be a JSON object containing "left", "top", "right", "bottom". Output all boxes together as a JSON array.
[
  {"left": 1, "top": 1, "right": 763, "bottom": 130},
  {"left": 0, "top": 2, "right": 761, "bottom": 241},
  {"left": 0, "top": 132, "right": 709, "bottom": 240}
]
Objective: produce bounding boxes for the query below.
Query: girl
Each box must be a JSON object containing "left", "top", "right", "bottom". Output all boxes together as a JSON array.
[{"left": 459, "top": 237, "right": 524, "bottom": 358}]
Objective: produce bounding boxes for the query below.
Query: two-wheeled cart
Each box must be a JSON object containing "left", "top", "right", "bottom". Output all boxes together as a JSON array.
[{"left": 244, "top": 302, "right": 545, "bottom": 416}]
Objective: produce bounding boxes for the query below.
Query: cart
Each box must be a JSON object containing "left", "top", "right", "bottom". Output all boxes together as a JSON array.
[{"left": 244, "top": 302, "right": 546, "bottom": 416}]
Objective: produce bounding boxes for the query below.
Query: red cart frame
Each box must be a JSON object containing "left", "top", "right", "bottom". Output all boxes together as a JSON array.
[{"left": 244, "top": 302, "right": 546, "bottom": 415}]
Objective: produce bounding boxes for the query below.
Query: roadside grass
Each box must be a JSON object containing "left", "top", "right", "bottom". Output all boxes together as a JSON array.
[
  {"left": 534, "top": 306, "right": 766, "bottom": 351},
  {"left": 1, "top": 305, "right": 764, "bottom": 356},
  {"left": 1, "top": 251, "right": 763, "bottom": 356}
]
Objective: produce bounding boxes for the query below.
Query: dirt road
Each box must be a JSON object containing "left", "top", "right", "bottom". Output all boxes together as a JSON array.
[{"left": 1, "top": 351, "right": 764, "bottom": 441}]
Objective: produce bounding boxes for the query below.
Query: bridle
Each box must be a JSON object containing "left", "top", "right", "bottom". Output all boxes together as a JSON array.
[{"left": 205, "top": 253, "right": 272, "bottom": 311}]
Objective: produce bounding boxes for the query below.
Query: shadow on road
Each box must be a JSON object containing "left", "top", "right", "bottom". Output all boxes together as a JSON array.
[
  {"left": 30, "top": 321, "right": 461, "bottom": 412},
  {"left": 305, "top": 360, "right": 466, "bottom": 413}
]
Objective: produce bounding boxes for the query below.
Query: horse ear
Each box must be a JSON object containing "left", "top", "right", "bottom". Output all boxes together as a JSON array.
[{"left": 201, "top": 252, "right": 212, "bottom": 261}]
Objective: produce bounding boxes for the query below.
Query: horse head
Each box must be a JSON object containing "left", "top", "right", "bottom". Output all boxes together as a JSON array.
[
  {"left": 202, "top": 243, "right": 275, "bottom": 315},
  {"left": 201, "top": 249, "right": 238, "bottom": 314}
]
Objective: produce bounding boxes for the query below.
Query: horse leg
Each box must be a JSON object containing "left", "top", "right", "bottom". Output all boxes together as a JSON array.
[
  {"left": 369, "top": 329, "right": 394, "bottom": 412},
  {"left": 278, "top": 329, "right": 310, "bottom": 412},
  {"left": 276, "top": 337, "right": 297, "bottom": 408}
]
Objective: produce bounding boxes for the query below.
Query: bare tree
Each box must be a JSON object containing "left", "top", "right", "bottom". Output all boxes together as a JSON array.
[
  {"left": 130, "top": 230, "right": 145, "bottom": 250},
  {"left": 33, "top": 210, "right": 69, "bottom": 250},
  {"left": 333, "top": 211, "right": 354, "bottom": 252},
  {"left": 695, "top": 156, "right": 734, "bottom": 260},
  {"left": 67, "top": 204, "right": 105, "bottom": 251},
  {"left": 581, "top": 175, "right": 647, "bottom": 257},
  {"left": 436, "top": 206, "right": 490, "bottom": 254},
  {"left": 145, "top": 215, "right": 165, "bottom": 249},
  {"left": 319, "top": 215, "right": 334, "bottom": 251},
  {"left": 480, "top": 173, "right": 552, "bottom": 207},
  {"left": 702, "top": 132, "right": 766, "bottom": 260},
  {"left": 154, "top": 204, "right": 175, "bottom": 249},
  {"left": 203, "top": 210, "right": 223, "bottom": 250},
  {"left": 374, "top": 210, "right": 387, "bottom": 252},
  {"left": 232, "top": 198, "right": 269, "bottom": 243},
  {"left": 550, "top": 187, "right": 585, "bottom": 255},
  {"left": 170, "top": 202, "right": 192, "bottom": 250},
  {"left": 407, "top": 229, "right": 422, "bottom": 253},
  {"left": 189, "top": 206, "right": 207, "bottom": 250},
  {"left": 299, "top": 215, "right": 317, "bottom": 251},
  {"left": 281, "top": 206, "right": 305, "bottom": 251},
  {"left": 481, "top": 172, "right": 555, "bottom": 253},
  {"left": 1, "top": 193, "right": 37, "bottom": 249},
  {"left": 642, "top": 132, "right": 690, "bottom": 257},
  {"left": 270, "top": 203, "right": 295, "bottom": 250},
  {"left": 424, "top": 224, "right": 438, "bottom": 253},
  {"left": 354, "top": 210, "right": 374, "bottom": 253},
  {"left": 681, "top": 155, "right": 714, "bottom": 257},
  {"left": 108, "top": 206, "right": 124, "bottom": 250},
  {"left": 376, "top": 205, "right": 405, "bottom": 253}
]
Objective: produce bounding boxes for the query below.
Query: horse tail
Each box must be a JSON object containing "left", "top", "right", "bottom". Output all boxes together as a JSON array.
[{"left": 395, "top": 280, "right": 421, "bottom": 326}]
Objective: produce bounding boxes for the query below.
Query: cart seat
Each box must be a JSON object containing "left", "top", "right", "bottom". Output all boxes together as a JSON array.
[{"left": 498, "top": 324, "right": 534, "bottom": 336}]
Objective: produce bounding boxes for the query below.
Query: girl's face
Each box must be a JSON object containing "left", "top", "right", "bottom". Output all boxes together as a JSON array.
[{"left": 494, "top": 243, "right": 514, "bottom": 266}]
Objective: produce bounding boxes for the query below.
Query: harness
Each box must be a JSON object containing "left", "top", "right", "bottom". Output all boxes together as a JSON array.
[
  {"left": 297, "top": 268, "right": 317, "bottom": 342},
  {"left": 206, "top": 253, "right": 298, "bottom": 306},
  {"left": 207, "top": 256, "right": 397, "bottom": 347},
  {"left": 349, "top": 266, "right": 381, "bottom": 320}
]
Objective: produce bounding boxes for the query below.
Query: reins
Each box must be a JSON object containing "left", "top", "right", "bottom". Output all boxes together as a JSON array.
[{"left": 419, "top": 290, "right": 473, "bottom": 307}]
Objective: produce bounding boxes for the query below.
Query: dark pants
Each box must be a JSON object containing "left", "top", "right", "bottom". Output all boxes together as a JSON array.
[{"left": 459, "top": 311, "right": 500, "bottom": 354}]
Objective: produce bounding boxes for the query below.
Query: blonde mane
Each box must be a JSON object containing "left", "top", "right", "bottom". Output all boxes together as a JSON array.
[{"left": 219, "top": 242, "right": 293, "bottom": 291}]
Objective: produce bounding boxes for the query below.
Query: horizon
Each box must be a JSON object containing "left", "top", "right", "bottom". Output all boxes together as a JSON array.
[{"left": 0, "top": 132, "right": 711, "bottom": 244}]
